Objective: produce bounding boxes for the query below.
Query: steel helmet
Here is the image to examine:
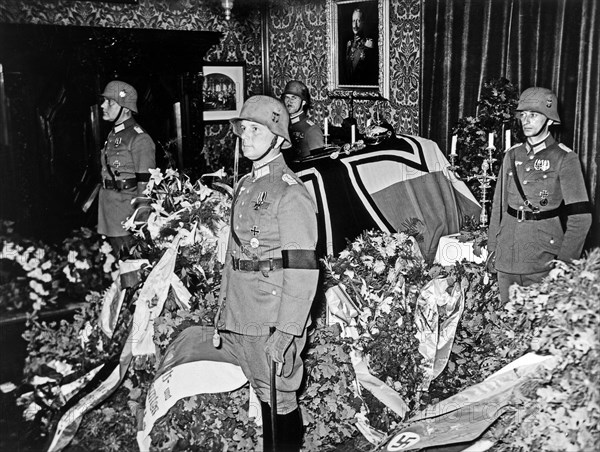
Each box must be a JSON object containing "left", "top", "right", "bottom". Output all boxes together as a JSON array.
[
  {"left": 101, "top": 80, "right": 138, "bottom": 114},
  {"left": 516, "top": 87, "right": 560, "bottom": 124},
  {"left": 281, "top": 80, "right": 311, "bottom": 108},
  {"left": 230, "top": 95, "right": 291, "bottom": 148}
]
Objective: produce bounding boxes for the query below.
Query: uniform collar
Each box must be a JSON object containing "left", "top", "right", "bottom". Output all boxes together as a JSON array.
[
  {"left": 290, "top": 111, "right": 306, "bottom": 124},
  {"left": 525, "top": 133, "right": 554, "bottom": 155},
  {"left": 113, "top": 117, "right": 135, "bottom": 134},
  {"left": 252, "top": 153, "right": 283, "bottom": 180}
]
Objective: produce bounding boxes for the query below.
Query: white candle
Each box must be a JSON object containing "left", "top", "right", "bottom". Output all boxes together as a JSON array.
[
  {"left": 450, "top": 135, "right": 457, "bottom": 156},
  {"left": 505, "top": 129, "right": 511, "bottom": 149},
  {"left": 351, "top": 125, "right": 356, "bottom": 144},
  {"left": 488, "top": 132, "right": 494, "bottom": 148},
  {"left": 324, "top": 117, "right": 329, "bottom": 136}
]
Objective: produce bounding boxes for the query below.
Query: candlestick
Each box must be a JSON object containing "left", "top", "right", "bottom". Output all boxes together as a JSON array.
[
  {"left": 505, "top": 129, "right": 511, "bottom": 149},
  {"left": 324, "top": 117, "right": 329, "bottom": 136},
  {"left": 450, "top": 135, "right": 457, "bottom": 156},
  {"left": 488, "top": 132, "right": 494, "bottom": 148},
  {"left": 351, "top": 125, "right": 356, "bottom": 144}
]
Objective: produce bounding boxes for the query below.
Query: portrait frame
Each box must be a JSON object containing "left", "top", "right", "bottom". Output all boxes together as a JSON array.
[
  {"left": 326, "top": 0, "right": 389, "bottom": 98},
  {"left": 202, "top": 63, "right": 246, "bottom": 122}
]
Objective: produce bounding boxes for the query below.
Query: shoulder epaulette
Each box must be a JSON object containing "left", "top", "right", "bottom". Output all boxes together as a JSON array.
[
  {"left": 282, "top": 173, "right": 298, "bottom": 186},
  {"left": 558, "top": 143, "right": 573, "bottom": 153},
  {"left": 134, "top": 126, "right": 144, "bottom": 134},
  {"left": 306, "top": 119, "right": 315, "bottom": 126},
  {"left": 505, "top": 143, "right": 522, "bottom": 153}
]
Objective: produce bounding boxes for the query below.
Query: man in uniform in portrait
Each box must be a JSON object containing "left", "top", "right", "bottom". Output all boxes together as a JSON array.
[{"left": 344, "top": 7, "right": 377, "bottom": 85}]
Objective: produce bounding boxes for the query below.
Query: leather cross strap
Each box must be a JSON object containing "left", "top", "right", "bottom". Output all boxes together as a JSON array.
[{"left": 510, "top": 152, "right": 538, "bottom": 212}]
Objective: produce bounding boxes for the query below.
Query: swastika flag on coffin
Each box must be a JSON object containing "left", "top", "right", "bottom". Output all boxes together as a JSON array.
[{"left": 293, "top": 134, "right": 481, "bottom": 260}]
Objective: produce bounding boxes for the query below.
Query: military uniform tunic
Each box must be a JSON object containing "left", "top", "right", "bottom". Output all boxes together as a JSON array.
[
  {"left": 345, "top": 35, "right": 377, "bottom": 85},
  {"left": 488, "top": 135, "right": 591, "bottom": 275},
  {"left": 98, "top": 117, "right": 155, "bottom": 237},
  {"left": 218, "top": 153, "right": 319, "bottom": 337},
  {"left": 289, "top": 112, "right": 325, "bottom": 158}
]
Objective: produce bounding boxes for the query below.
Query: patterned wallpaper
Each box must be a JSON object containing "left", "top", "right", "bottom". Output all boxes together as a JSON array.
[{"left": 0, "top": 0, "right": 420, "bottom": 166}]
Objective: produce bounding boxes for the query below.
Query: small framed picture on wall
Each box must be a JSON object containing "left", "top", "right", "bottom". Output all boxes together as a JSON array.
[{"left": 202, "top": 63, "right": 246, "bottom": 122}]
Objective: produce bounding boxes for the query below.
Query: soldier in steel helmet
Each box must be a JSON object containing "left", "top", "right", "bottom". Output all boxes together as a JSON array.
[
  {"left": 98, "top": 80, "right": 156, "bottom": 257},
  {"left": 185, "top": 95, "right": 318, "bottom": 451},
  {"left": 281, "top": 80, "right": 324, "bottom": 159},
  {"left": 487, "top": 87, "right": 591, "bottom": 303}
]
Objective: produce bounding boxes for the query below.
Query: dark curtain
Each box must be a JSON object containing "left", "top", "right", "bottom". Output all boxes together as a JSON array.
[{"left": 421, "top": 0, "right": 599, "bottom": 249}]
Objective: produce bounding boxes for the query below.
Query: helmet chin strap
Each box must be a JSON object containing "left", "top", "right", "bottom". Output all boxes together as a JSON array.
[
  {"left": 528, "top": 117, "right": 550, "bottom": 140},
  {"left": 112, "top": 105, "right": 125, "bottom": 124},
  {"left": 250, "top": 136, "right": 280, "bottom": 162}
]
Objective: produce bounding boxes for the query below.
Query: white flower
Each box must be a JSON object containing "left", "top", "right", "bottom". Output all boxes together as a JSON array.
[
  {"left": 380, "top": 296, "right": 393, "bottom": 314},
  {"left": 396, "top": 316, "right": 403, "bottom": 327},
  {"left": 103, "top": 252, "right": 116, "bottom": 274},
  {"left": 339, "top": 250, "right": 351, "bottom": 260},
  {"left": 29, "top": 280, "right": 48, "bottom": 295},
  {"left": 63, "top": 266, "right": 78, "bottom": 283},
  {"left": 31, "top": 375, "right": 55, "bottom": 386},
  {"left": 27, "top": 268, "right": 43, "bottom": 280},
  {"left": 41, "top": 260, "right": 52, "bottom": 270},
  {"left": 23, "top": 402, "right": 41, "bottom": 421},
  {"left": 79, "top": 321, "right": 93, "bottom": 348},
  {"left": 74, "top": 259, "right": 90, "bottom": 270},
  {"left": 196, "top": 183, "right": 212, "bottom": 201},
  {"left": 165, "top": 168, "right": 179, "bottom": 178},
  {"left": 100, "top": 241, "right": 113, "bottom": 255},
  {"left": 67, "top": 250, "right": 78, "bottom": 263},
  {"left": 48, "top": 360, "right": 74, "bottom": 376},
  {"left": 373, "top": 260, "right": 386, "bottom": 274},
  {"left": 1, "top": 242, "right": 17, "bottom": 260}
]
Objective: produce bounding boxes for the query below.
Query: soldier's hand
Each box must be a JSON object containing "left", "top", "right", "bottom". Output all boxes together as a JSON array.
[
  {"left": 265, "top": 329, "right": 295, "bottom": 377},
  {"left": 485, "top": 250, "right": 497, "bottom": 274}
]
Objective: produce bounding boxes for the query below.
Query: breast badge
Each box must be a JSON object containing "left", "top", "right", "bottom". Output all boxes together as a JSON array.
[
  {"left": 534, "top": 159, "right": 550, "bottom": 171},
  {"left": 539, "top": 190, "right": 549, "bottom": 206}
]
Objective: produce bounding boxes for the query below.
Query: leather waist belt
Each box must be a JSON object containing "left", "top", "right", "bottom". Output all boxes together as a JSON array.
[
  {"left": 102, "top": 178, "right": 138, "bottom": 190},
  {"left": 232, "top": 258, "right": 284, "bottom": 272},
  {"left": 232, "top": 250, "right": 318, "bottom": 272},
  {"left": 507, "top": 205, "right": 561, "bottom": 221}
]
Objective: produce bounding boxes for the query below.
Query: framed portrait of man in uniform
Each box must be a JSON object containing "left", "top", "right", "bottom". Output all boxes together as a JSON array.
[{"left": 326, "top": 0, "right": 389, "bottom": 97}]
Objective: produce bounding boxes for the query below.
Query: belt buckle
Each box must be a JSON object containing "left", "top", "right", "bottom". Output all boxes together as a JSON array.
[{"left": 517, "top": 209, "right": 524, "bottom": 222}]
